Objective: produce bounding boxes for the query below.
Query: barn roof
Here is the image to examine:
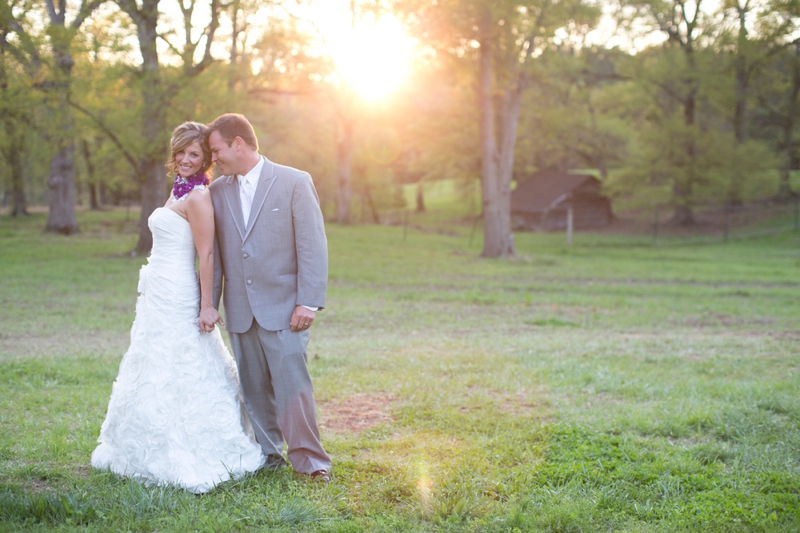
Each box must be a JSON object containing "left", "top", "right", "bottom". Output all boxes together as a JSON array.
[{"left": 511, "top": 172, "right": 597, "bottom": 214}]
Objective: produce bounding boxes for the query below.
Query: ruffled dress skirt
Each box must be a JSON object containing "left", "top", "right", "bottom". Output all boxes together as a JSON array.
[{"left": 91, "top": 208, "right": 265, "bottom": 493}]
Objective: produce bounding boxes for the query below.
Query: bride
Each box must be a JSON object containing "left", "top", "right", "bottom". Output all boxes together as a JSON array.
[{"left": 91, "top": 122, "right": 265, "bottom": 493}]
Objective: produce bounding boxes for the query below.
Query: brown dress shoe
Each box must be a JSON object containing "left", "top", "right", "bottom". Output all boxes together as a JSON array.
[{"left": 310, "top": 469, "right": 331, "bottom": 483}]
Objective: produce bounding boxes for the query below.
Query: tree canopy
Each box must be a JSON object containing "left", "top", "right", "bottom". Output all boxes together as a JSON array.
[{"left": 1, "top": 0, "right": 798, "bottom": 254}]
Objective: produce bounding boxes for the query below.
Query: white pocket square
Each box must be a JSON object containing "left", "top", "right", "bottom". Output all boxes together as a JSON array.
[{"left": 271, "top": 208, "right": 280, "bottom": 212}]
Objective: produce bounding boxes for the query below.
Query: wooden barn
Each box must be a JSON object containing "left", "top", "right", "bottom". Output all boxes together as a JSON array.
[{"left": 511, "top": 172, "right": 613, "bottom": 232}]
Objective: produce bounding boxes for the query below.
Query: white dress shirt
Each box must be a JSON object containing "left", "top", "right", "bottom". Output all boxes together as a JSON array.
[{"left": 237, "top": 156, "right": 265, "bottom": 227}]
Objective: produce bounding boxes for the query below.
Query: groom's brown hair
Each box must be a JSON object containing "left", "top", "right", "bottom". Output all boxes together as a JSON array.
[{"left": 205, "top": 113, "right": 259, "bottom": 151}]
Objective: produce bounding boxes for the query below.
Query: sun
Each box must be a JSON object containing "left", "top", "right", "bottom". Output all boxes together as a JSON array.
[
  {"left": 307, "top": 5, "right": 415, "bottom": 101},
  {"left": 332, "top": 16, "right": 414, "bottom": 100}
]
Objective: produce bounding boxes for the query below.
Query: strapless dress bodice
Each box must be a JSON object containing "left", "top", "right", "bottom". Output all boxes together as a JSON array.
[{"left": 147, "top": 208, "right": 197, "bottom": 274}]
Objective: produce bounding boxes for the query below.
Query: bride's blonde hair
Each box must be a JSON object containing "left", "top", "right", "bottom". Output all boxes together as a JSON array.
[{"left": 165, "top": 122, "right": 213, "bottom": 175}]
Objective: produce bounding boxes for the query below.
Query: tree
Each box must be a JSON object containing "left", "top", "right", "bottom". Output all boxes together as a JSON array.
[
  {"left": 401, "top": 0, "right": 599, "bottom": 257},
  {"left": 0, "top": 19, "right": 37, "bottom": 217},
  {"left": 779, "top": 41, "right": 800, "bottom": 198},
  {"left": 0, "top": 0, "right": 103, "bottom": 233},
  {"left": 513, "top": 43, "right": 630, "bottom": 181},
  {"left": 113, "top": 0, "right": 221, "bottom": 253},
  {"left": 716, "top": 0, "right": 799, "bottom": 202},
  {"left": 623, "top": 0, "right": 722, "bottom": 224},
  {"left": 289, "top": 0, "right": 380, "bottom": 224}
]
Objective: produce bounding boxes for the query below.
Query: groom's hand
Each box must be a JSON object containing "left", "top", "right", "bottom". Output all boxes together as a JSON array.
[
  {"left": 199, "top": 306, "right": 224, "bottom": 333},
  {"left": 290, "top": 306, "right": 315, "bottom": 332}
]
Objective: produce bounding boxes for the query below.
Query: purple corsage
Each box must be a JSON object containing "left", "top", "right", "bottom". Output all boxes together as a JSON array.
[{"left": 172, "top": 171, "right": 209, "bottom": 201}]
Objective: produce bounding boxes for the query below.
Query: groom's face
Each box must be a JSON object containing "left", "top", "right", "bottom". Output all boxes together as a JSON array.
[{"left": 208, "top": 130, "right": 240, "bottom": 176}]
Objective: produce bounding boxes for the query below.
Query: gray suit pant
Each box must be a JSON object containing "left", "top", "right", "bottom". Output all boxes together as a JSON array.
[{"left": 229, "top": 319, "right": 331, "bottom": 474}]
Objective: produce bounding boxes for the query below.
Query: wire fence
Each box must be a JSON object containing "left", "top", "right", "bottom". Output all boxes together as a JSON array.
[{"left": 616, "top": 197, "right": 800, "bottom": 246}]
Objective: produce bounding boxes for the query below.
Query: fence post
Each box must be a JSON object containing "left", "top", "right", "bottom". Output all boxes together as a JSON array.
[{"left": 566, "top": 206, "right": 573, "bottom": 246}]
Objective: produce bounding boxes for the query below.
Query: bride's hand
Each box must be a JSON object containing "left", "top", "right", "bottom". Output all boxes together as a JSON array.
[{"left": 199, "top": 306, "right": 224, "bottom": 333}]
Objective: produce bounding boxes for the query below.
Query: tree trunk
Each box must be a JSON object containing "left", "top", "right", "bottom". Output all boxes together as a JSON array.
[
  {"left": 479, "top": 12, "right": 515, "bottom": 258},
  {"left": 415, "top": 181, "right": 425, "bottom": 213},
  {"left": 728, "top": 3, "right": 750, "bottom": 206},
  {"left": 733, "top": 58, "right": 747, "bottom": 143},
  {"left": 780, "top": 42, "right": 800, "bottom": 200},
  {"left": 734, "top": 4, "right": 748, "bottom": 145},
  {"left": 364, "top": 183, "right": 380, "bottom": 224},
  {"left": 672, "top": 126, "right": 696, "bottom": 227},
  {"left": 495, "top": 86, "right": 523, "bottom": 256},
  {"left": 4, "top": 119, "right": 28, "bottom": 216},
  {"left": 82, "top": 138, "right": 100, "bottom": 210},
  {"left": 133, "top": 3, "right": 168, "bottom": 254},
  {"left": 228, "top": 0, "right": 241, "bottom": 92},
  {"left": 10, "top": 154, "right": 28, "bottom": 217},
  {"left": 662, "top": 3, "right": 701, "bottom": 226},
  {"left": 46, "top": 141, "right": 79, "bottom": 233},
  {"left": 89, "top": 183, "right": 99, "bottom": 210},
  {"left": 45, "top": 47, "right": 79, "bottom": 234},
  {"left": 674, "top": 79, "right": 698, "bottom": 225},
  {"left": 587, "top": 96, "right": 608, "bottom": 180},
  {"left": 336, "top": 117, "right": 354, "bottom": 224}
]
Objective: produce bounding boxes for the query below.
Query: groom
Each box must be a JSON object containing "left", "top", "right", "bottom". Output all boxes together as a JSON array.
[{"left": 200, "top": 113, "right": 332, "bottom": 481}]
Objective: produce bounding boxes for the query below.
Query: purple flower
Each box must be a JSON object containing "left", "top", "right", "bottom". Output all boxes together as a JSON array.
[{"left": 172, "top": 171, "right": 209, "bottom": 201}]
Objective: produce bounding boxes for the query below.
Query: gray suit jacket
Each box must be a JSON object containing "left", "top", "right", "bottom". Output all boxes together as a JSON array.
[{"left": 210, "top": 157, "right": 328, "bottom": 333}]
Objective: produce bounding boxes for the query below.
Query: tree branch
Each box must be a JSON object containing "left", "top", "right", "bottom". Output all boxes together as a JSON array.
[
  {"left": 157, "top": 30, "right": 183, "bottom": 57},
  {"left": 68, "top": 99, "right": 144, "bottom": 181},
  {"left": 0, "top": 3, "right": 43, "bottom": 72},
  {"left": 44, "top": 0, "right": 59, "bottom": 24},
  {"left": 72, "top": 0, "right": 105, "bottom": 30},
  {"left": 115, "top": 0, "right": 143, "bottom": 26}
]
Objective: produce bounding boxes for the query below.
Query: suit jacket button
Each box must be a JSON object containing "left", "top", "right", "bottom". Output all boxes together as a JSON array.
[
  {"left": 246, "top": 279, "right": 252, "bottom": 285},
  {"left": 243, "top": 253, "right": 249, "bottom": 258}
]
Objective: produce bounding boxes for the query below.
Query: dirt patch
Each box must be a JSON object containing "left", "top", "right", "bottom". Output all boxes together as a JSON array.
[
  {"left": 498, "top": 391, "right": 540, "bottom": 416},
  {"left": 319, "top": 392, "right": 396, "bottom": 434},
  {"left": 73, "top": 465, "right": 92, "bottom": 478},
  {"left": 464, "top": 387, "right": 549, "bottom": 418},
  {"left": 26, "top": 478, "right": 52, "bottom": 493}
]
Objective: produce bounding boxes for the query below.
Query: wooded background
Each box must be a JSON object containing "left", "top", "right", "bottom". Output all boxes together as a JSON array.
[{"left": 1, "top": 0, "right": 798, "bottom": 256}]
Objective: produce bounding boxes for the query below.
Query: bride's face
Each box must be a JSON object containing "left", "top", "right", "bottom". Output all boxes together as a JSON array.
[{"left": 174, "top": 141, "right": 205, "bottom": 177}]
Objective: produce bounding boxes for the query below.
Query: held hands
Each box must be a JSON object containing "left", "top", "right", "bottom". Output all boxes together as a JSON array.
[
  {"left": 290, "top": 305, "right": 315, "bottom": 332},
  {"left": 199, "top": 306, "right": 224, "bottom": 333}
]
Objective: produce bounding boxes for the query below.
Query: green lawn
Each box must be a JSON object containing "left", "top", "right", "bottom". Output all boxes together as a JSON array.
[{"left": 1, "top": 208, "right": 799, "bottom": 532}]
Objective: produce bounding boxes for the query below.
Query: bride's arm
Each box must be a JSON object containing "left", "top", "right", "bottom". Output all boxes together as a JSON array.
[{"left": 186, "top": 189, "right": 223, "bottom": 332}]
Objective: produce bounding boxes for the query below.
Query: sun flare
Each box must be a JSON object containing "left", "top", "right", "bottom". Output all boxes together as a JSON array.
[
  {"left": 333, "top": 16, "right": 414, "bottom": 100},
  {"left": 309, "top": 6, "right": 415, "bottom": 101}
]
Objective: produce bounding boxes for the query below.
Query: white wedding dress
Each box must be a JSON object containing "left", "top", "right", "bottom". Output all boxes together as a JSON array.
[{"left": 92, "top": 207, "right": 265, "bottom": 493}]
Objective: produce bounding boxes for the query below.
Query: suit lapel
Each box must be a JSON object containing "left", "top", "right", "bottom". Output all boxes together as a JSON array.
[
  {"left": 222, "top": 175, "right": 246, "bottom": 240},
  {"left": 243, "top": 157, "right": 277, "bottom": 243}
]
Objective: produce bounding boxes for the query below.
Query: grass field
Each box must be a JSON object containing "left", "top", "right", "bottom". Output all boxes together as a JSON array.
[{"left": 1, "top": 207, "right": 799, "bottom": 532}]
